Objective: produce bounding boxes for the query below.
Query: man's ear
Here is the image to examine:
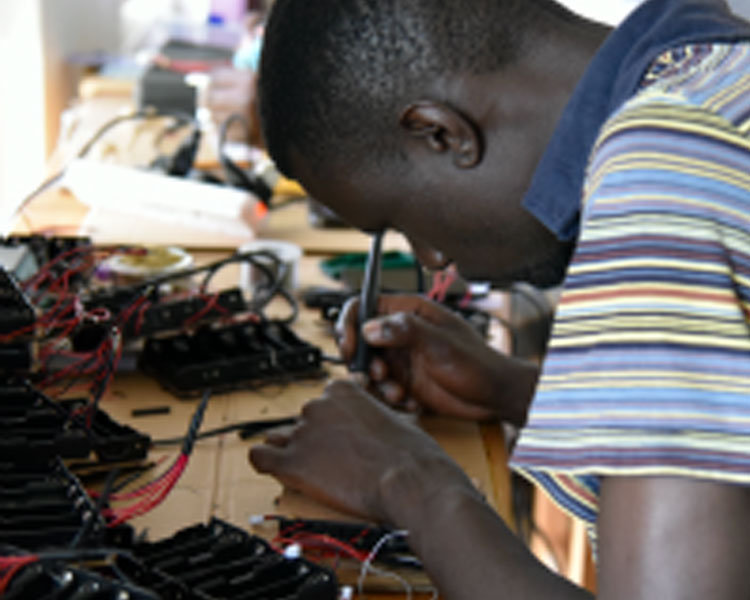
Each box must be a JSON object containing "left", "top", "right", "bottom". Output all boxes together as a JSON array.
[{"left": 399, "top": 100, "right": 483, "bottom": 168}]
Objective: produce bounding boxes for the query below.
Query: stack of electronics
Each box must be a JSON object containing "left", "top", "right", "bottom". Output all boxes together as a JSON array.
[{"left": 0, "top": 235, "right": 339, "bottom": 599}]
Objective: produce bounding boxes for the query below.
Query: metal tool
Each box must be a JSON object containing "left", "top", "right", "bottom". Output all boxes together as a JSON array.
[{"left": 351, "top": 230, "right": 384, "bottom": 374}]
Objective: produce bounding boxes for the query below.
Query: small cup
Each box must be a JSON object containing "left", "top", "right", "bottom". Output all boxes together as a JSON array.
[{"left": 238, "top": 239, "right": 302, "bottom": 294}]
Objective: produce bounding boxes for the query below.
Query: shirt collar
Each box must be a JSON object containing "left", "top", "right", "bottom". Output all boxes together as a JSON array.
[{"left": 523, "top": 0, "right": 750, "bottom": 241}]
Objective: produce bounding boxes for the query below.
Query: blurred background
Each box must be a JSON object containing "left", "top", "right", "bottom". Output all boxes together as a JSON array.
[{"left": 0, "top": 0, "right": 749, "bottom": 231}]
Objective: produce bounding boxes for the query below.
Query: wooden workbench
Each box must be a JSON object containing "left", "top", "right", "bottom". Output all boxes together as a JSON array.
[{"left": 11, "top": 186, "right": 514, "bottom": 597}]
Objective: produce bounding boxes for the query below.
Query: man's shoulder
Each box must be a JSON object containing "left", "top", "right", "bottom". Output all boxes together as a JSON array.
[{"left": 606, "top": 43, "right": 750, "bottom": 138}]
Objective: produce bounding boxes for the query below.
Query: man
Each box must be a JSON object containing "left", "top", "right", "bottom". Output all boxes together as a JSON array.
[{"left": 250, "top": 0, "right": 750, "bottom": 597}]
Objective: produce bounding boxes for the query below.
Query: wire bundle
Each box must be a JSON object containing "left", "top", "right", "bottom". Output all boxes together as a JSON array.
[
  {"left": 262, "top": 520, "right": 424, "bottom": 600},
  {"left": 2, "top": 242, "right": 301, "bottom": 422},
  {"left": 0, "top": 555, "right": 39, "bottom": 596},
  {"left": 96, "top": 390, "right": 211, "bottom": 527}
]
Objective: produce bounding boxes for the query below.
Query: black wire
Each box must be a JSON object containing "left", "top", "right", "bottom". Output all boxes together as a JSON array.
[
  {"left": 13, "top": 108, "right": 199, "bottom": 223},
  {"left": 218, "top": 113, "right": 272, "bottom": 205},
  {"left": 142, "top": 249, "right": 297, "bottom": 323},
  {"left": 109, "top": 463, "right": 158, "bottom": 496},
  {"left": 181, "top": 389, "right": 212, "bottom": 455},
  {"left": 68, "top": 467, "right": 120, "bottom": 550},
  {"left": 77, "top": 109, "right": 195, "bottom": 159},
  {"left": 151, "top": 416, "right": 296, "bottom": 446},
  {"left": 79, "top": 249, "right": 298, "bottom": 327},
  {"left": 414, "top": 258, "right": 426, "bottom": 294}
]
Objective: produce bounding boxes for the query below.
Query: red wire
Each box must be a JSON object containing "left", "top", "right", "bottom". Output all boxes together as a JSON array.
[
  {"left": 184, "top": 294, "right": 228, "bottom": 328},
  {"left": 106, "top": 454, "right": 184, "bottom": 501},
  {"left": 134, "top": 300, "right": 152, "bottom": 336},
  {"left": 0, "top": 556, "right": 39, "bottom": 595},
  {"left": 23, "top": 244, "right": 95, "bottom": 291},
  {"left": 273, "top": 533, "right": 369, "bottom": 562},
  {"left": 103, "top": 454, "right": 189, "bottom": 527},
  {"left": 427, "top": 267, "right": 457, "bottom": 303}
]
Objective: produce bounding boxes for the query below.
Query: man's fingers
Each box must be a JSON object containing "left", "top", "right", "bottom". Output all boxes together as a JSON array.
[
  {"left": 263, "top": 425, "right": 296, "bottom": 447},
  {"left": 335, "top": 297, "right": 360, "bottom": 359},
  {"left": 249, "top": 443, "right": 287, "bottom": 474},
  {"left": 336, "top": 294, "right": 447, "bottom": 358},
  {"left": 378, "top": 380, "right": 406, "bottom": 406},
  {"left": 362, "top": 313, "right": 418, "bottom": 347},
  {"left": 369, "top": 356, "right": 388, "bottom": 381}
]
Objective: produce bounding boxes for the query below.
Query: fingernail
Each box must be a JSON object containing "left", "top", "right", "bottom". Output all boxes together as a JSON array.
[
  {"left": 362, "top": 319, "right": 385, "bottom": 342},
  {"left": 348, "top": 372, "right": 369, "bottom": 387},
  {"left": 380, "top": 381, "right": 401, "bottom": 404}
]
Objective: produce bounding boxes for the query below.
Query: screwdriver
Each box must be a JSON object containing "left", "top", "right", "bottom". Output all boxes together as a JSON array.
[{"left": 350, "top": 230, "right": 385, "bottom": 374}]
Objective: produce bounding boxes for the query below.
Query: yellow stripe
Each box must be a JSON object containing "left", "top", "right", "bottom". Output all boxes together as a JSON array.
[
  {"left": 554, "top": 320, "right": 745, "bottom": 339},
  {"left": 538, "top": 379, "right": 750, "bottom": 396},
  {"left": 596, "top": 109, "right": 750, "bottom": 151},
  {"left": 587, "top": 152, "right": 750, "bottom": 192},
  {"left": 548, "top": 330, "right": 750, "bottom": 351},
  {"left": 568, "top": 256, "right": 732, "bottom": 277},
  {"left": 542, "top": 368, "right": 750, "bottom": 385},
  {"left": 706, "top": 74, "right": 750, "bottom": 112},
  {"left": 590, "top": 192, "right": 750, "bottom": 229}
]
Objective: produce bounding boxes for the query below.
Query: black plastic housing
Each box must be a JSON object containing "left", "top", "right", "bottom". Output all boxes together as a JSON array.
[{"left": 139, "top": 320, "right": 324, "bottom": 396}]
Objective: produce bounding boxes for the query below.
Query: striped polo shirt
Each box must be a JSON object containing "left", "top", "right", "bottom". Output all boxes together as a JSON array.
[{"left": 511, "top": 43, "right": 750, "bottom": 543}]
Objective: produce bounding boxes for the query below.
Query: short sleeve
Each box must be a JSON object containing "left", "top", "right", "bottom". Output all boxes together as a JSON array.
[{"left": 511, "top": 61, "right": 750, "bottom": 528}]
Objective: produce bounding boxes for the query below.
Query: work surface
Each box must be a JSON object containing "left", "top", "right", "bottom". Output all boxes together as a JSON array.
[
  {"left": 84, "top": 257, "right": 512, "bottom": 597},
  {"left": 9, "top": 174, "right": 513, "bottom": 596}
]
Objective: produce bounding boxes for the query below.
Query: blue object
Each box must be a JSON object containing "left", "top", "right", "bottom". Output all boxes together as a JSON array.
[{"left": 522, "top": 0, "right": 750, "bottom": 242}]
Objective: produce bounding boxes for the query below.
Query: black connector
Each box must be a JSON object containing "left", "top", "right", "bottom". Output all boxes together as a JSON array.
[
  {"left": 2, "top": 557, "right": 158, "bottom": 600},
  {"left": 129, "top": 518, "right": 337, "bottom": 600},
  {"left": 139, "top": 321, "right": 324, "bottom": 397},
  {"left": 84, "top": 287, "right": 248, "bottom": 339},
  {"left": 0, "top": 381, "right": 151, "bottom": 466},
  {"left": 0, "top": 459, "right": 110, "bottom": 551}
]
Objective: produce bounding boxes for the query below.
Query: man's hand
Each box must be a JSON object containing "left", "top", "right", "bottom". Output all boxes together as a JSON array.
[
  {"left": 249, "top": 379, "right": 479, "bottom": 526},
  {"left": 336, "top": 294, "right": 536, "bottom": 425}
]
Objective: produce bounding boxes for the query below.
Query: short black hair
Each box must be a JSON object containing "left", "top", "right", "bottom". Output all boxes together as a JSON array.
[{"left": 259, "top": 0, "right": 574, "bottom": 177}]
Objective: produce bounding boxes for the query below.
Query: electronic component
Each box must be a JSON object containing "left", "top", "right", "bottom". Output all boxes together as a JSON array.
[
  {"left": 1, "top": 559, "right": 159, "bottom": 600},
  {"left": 139, "top": 320, "right": 324, "bottom": 396},
  {"left": 0, "top": 267, "right": 35, "bottom": 377},
  {"left": 2, "top": 235, "right": 93, "bottom": 290},
  {"left": 84, "top": 287, "right": 248, "bottom": 339},
  {"left": 273, "top": 517, "right": 419, "bottom": 568},
  {"left": 0, "top": 459, "right": 130, "bottom": 551},
  {"left": 0, "top": 381, "right": 151, "bottom": 466},
  {"left": 128, "top": 518, "right": 337, "bottom": 600},
  {"left": 3, "top": 235, "right": 91, "bottom": 268},
  {"left": 0, "top": 268, "right": 35, "bottom": 337},
  {"left": 124, "top": 288, "right": 246, "bottom": 338}
]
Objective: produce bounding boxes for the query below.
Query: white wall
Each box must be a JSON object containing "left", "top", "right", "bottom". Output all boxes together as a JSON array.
[
  {"left": 0, "top": 2, "right": 46, "bottom": 233},
  {"left": 0, "top": 0, "right": 122, "bottom": 233}
]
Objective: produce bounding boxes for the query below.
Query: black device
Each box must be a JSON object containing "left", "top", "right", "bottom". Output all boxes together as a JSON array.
[
  {"left": 351, "top": 231, "right": 384, "bottom": 374},
  {"left": 0, "top": 381, "right": 151, "bottom": 466},
  {"left": 139, "top": 320, "right": 324, "bottom": 396},
  {"left": 0, "top": 267, "right": 35, "bottom": 376},
  {"left": 0, "top": 458, "right": 131, "bottom": 551},
  {"left": 1, "top": 558, "right": 159, "bottom": 600},
  {"left": 128, "top": 518, "right": 338, "bottom": 600}
]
